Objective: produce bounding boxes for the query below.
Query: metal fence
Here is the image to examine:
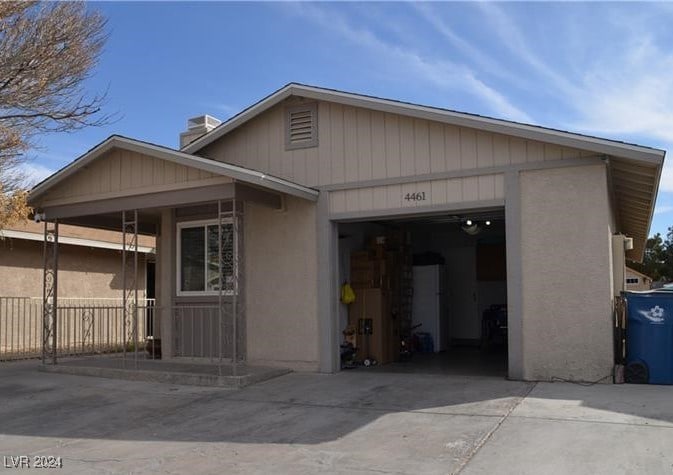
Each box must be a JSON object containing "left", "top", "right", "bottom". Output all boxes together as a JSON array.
[
  {"left": 172, "top": 305, "right": 243, "bottom": 360},
  {"left": 0, "top": 297, "right": 155, "bottom": 361}
]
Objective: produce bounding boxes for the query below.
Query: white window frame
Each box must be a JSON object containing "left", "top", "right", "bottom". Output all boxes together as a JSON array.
[{"left": 176, "top": 218, "right": 236, "bottom": 297}]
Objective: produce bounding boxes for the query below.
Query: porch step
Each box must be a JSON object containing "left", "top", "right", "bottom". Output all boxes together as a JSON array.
[{"left": 38, "top": 358, "right": 291, "bottom": 389}]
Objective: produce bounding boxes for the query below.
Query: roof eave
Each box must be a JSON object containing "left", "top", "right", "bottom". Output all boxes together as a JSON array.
[
  {"left": 183, "top": 83, "right": 666, "bottom": 166},
  {"left": 28, "top": 134, "right": 319, "bottom": 205}
]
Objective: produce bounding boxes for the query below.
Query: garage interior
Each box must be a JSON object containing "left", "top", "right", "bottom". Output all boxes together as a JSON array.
[{"left": 338, "top": 209, "right": 508, "bottom": 377}]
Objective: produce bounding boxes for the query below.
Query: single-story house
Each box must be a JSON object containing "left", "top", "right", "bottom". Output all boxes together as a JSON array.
[
  {"left": 625, "top": 267, "right": 653, "bottom": 291},
  {"left": 27, "top": 83, "right": 665, "bottom": 382}
]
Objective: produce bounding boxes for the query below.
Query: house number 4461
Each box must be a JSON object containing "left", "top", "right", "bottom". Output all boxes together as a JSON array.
[{"left": 404, "top": 192, "right": 426, "bottom": 202}]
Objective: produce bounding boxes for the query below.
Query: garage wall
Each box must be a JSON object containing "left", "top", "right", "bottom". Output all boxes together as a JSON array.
[
  {"left": 520, "top": 164, "right": 613, "bottom": 382},
  {"left": 245, "top": 196, "right": 319, "bottom": 371}
]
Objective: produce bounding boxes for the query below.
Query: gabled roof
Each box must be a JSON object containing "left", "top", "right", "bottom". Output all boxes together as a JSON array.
[
  {"left": 183, "top": 83, "right": 666, "bottom": 165},
  {"left": 28, "top": 135, "right": 319, "bottom": 203},
  {"left": 182, "top": 83, "right": 665, "bottom": 261},
  {"left": 625, "top": 266, "right": 653, "bottom": 281}
]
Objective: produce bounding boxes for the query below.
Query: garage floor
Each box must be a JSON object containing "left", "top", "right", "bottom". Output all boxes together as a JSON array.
[
  {"left": 2, "top": 360, "right": 673, "bottom": 474},
  {"left": 368, "top": 347, "right": 507, "bottom": 377}
]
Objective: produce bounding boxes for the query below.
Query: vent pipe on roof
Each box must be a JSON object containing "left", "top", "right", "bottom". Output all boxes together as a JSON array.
[{"left": 179, "top": 114, "right": 221, "bottom": 149}]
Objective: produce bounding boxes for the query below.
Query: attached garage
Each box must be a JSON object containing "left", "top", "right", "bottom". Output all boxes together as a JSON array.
[{"left": 29, "top": 83, "right": 665, "bottom": 383}]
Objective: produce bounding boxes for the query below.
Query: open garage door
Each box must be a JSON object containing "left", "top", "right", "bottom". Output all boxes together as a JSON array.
[{"left": 337, "top": 208, "right": 508, "bottom": 378}]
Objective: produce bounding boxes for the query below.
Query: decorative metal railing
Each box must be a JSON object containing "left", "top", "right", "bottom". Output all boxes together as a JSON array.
[
  {"left": 0, "top": 298, "right": 156, "bottom": 361},
  {"left": 172, "top": 305, "right": 242, "bottom": 361}
]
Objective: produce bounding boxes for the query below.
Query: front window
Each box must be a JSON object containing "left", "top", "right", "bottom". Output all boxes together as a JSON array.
[{"left": 178, "top": 220, "right": 235, "bottom": 295}]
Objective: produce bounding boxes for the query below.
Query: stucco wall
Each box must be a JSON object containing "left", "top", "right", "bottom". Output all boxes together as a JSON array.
[
  {"left": 520, "top": 164, "right": 613, "bottom": 382},
  {"left": 245, "top": 196, "right": 319, "bottom": 370},
  {"left": 0, "top": 238, "right": 147, "bottom": 298}
]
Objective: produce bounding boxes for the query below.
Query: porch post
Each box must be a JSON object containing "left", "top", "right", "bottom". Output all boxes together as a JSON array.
[
  {"left": 218, "top": 199, "right": 223, "bottom": 375},
  {"left": 232, "top": 191, "right": 238, "bottom": 376},
  {"left": 122, "top": 210, "right": 139, "bottom": 369},
  {"left": 42, "top": 220, "right": 59, "bottom": 365},
  {"left": 158, "top": 208, "right": 174, "bottom": 359}
]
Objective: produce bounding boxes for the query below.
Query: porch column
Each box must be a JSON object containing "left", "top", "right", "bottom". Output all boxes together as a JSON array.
[
  {"left": 42, "top": 220, "right": 59, "bottom": 364},
  {"left": 122, "top": 210, "right": 139, "bottom": 368},
  {"left": 157, "top": 208, "right": 174, "bottom": 358}
]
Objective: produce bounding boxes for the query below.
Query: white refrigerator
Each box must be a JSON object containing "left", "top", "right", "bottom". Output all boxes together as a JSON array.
[{"left": 412, "top": 265, "right": 448, "bottom": 352}]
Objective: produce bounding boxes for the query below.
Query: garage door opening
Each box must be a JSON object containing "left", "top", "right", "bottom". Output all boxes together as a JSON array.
[{"left": 337, "top": 209, "right": 508, "bottom": 378}]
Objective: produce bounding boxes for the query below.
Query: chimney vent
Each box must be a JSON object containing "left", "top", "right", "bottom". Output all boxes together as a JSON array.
[{"left": 180, "top": 114, "right": 221, "bottom": 148}]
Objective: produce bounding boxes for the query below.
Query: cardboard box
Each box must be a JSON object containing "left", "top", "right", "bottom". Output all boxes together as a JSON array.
[{"left": 348, "top": 288, "right": 394, "bottom": 365}]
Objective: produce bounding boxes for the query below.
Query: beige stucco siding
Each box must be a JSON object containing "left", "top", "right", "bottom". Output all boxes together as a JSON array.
[
  {"left": 199, "top": 100, "right": 594, "bottom": 188},
  {"left": 329, "top": 174, "right": 504, "bottom": 214},
  {"left": 0, "top": 238, "right": 147, "bottom": 299},
  {"left": 244, "top": 196, "right": 319, "bottom": 370},
  {"left": 520, "top": 164, "right": 613, "bottom": 381},
  {"left": 41, "top": 149, "right": 230, "bottom": 206}
]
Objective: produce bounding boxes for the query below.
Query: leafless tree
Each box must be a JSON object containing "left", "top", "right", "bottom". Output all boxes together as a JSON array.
[{"left": 0, "top": 1, "right": 108, "bottom": 229}]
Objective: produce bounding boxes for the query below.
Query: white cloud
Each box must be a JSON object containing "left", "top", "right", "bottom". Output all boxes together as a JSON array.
[
  {"left": 470, "top": 4, "right": 673, "bottom": 191},
  {"left": 412, "top": 4, "right": 523, "bottom": 87},
  {"left": 290, "top": 3, "right": 532, "bottom": 123},
  {"left": 474, "top": 2, "right": 580, "bottom": 97},
  {"left": 654, "top": 204, "right": 673, "bottom": 215},
  {"left": 19, "top": 162, "right": 54, "bottom": 187}
]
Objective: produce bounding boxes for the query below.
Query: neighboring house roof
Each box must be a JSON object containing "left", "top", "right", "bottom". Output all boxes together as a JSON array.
[
  {"left": 625, "top": 266, "right": 653, "bottom": 281},
  {"left": 2, "top": 221, "right": 155, "bottom": 253},
  {"left": 182, "top": 83, "right": 666, "bottom": 164},
  {"left": 28, "top": 135, "right": 319, "bottom": 203}
]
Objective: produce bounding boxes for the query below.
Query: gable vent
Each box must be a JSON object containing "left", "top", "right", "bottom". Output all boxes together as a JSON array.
[{"left": 286, "top": 103, "right": 318, "bottom": 150}]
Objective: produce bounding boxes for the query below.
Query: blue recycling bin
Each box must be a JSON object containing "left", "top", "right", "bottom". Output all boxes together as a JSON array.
[{"left": 625, "top": 291, "right": 673, "bottom": 384}]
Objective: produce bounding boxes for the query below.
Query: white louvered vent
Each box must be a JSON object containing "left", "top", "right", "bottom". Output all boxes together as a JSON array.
[{"left": 286, "top": 103, "right": 318, "bottom": 150}]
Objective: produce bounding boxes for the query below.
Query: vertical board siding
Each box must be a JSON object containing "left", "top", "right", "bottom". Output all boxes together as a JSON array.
[
  {"left": 330, "top": 103, "right": 346, "bottom": 184},
  {"left": 41, "top": 149, "right": 223, "bottom": 202},
  {"left": 200, "top": 100, "right": 594, "bottom": 189},
  {"left": 329, "top": 174, "right": 504, "bottom": 214},
  {"left": 356, "top": 109, "right": 373, "bottom": 181},
  {"left": 344, "top": 106, "right": 359, "bottom": 183},
  {"left": 371, "top": 111, "right": 387, "bottom": 180},
  {"left": 384, "top": 113, "right": 401, "bottom": 178}
]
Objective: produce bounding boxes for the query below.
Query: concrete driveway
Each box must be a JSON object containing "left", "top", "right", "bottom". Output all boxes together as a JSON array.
[{"left": 1, "top": 361, "right": 673, "bottom": 474}]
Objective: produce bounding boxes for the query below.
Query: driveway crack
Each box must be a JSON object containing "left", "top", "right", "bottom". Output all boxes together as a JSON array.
[{"left": 452, "top": 382, "right": 537, "bottom": 475}]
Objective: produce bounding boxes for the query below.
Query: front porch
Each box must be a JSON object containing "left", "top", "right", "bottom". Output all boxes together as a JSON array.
[
  {"left": 40, "top": 356, "right": 291, "bottom": 388},
  {"left": 27, "top": 136, "right": 319, "bottom": 386}
]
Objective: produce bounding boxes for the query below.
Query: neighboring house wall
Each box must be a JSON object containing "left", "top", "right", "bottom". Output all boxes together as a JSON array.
[
  {"left": 198, "top": 100, "right": 595, "bottom": 188},
  {"left": 520, "top": 164, "right": 613, "bottom": 381},
  {"left": 0, "top": 237, "right": 147, "bottom": 299},
  {"left": 625, "top": 268, "right": 652, "bottom": 291},
  {"left": 245, "top": 196, "right": 319, "bottom": 371}
]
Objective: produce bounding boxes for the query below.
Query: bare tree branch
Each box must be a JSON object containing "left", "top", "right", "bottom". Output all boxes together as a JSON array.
[{"left": 0, "top": 1, "right": 110, "bottom": 229}]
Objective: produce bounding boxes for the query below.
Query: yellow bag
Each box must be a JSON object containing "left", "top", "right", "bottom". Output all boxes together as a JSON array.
[{"left": 341, "top": 282, "right": 356, "bottom": 304}]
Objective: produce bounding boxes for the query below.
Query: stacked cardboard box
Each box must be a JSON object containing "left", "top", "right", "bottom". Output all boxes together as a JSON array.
[{"left": 348, "top": 231, "right": 412, "bottom": 365}]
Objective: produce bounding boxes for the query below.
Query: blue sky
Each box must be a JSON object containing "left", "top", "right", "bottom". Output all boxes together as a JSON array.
[{"left": 27, "top": 2, "right": 673, "bottom": 237}]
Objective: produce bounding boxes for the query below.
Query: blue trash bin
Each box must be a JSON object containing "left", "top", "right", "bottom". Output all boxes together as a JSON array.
[{"left": 625, "top": 291, "right": 673, "bottom": 384}]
